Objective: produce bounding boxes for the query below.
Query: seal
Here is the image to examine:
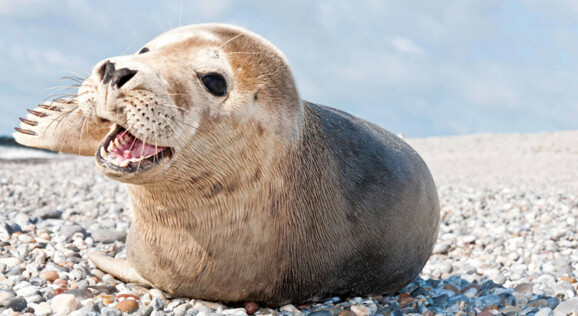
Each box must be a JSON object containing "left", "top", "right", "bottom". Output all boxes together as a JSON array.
[{"left": 14, "top": 24, "right": 440, "bottom": 306}]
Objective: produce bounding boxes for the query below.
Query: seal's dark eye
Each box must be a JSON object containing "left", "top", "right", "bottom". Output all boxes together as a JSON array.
[
  {"left": 138, "top": 47, "right": 149, "bottom": 54},
  {"left": 199, "top": 73, "right": 227, "bottom": 96}
]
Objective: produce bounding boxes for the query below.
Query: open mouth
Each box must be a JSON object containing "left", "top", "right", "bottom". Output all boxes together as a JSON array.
[{"left": 96, "top": 125, "right": 172, "bottom": 173}]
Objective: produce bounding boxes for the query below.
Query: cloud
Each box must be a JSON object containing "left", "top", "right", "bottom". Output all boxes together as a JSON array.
[
  {"left": 391, "top": 37, "right": 424, "bottom": 55},
  {"left": 194, "top": 0, "right": 233, "bottom": 19},
  {"left": 0, "top": 0, "right": 49, "bottom": 16},
  {"left": 462, "top": 80, "right": 520, "bottom": 109},
  {"left": 9, "top": 44, "right": 91, "bottom": 78}
]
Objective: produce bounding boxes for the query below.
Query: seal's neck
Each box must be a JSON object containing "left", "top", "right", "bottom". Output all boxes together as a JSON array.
[{"left": 126, "top": 105, "right": 337, "bottom": 231}]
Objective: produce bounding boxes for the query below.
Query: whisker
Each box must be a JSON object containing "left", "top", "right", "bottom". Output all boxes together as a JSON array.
[
  {"left": 59, "top": 76, "right": 85, "bottom": 84},
  {"left": 179, "top": 0, "right": 183, "bottom": 27},
  {"left": 59, "top": 71, "right": 89, "bottom": 80},
  {"left": 42, "top": 94, "right": 78, "bottom": 103},
  {"left": 159, "top": 104, "right": 189, "bottom": 113},
  {"left": 225, "top": 52, "right": 264, "bottom": 55},
  {"left": 42, "top": 86, "right": 81, "bottom": 93},
  {"left": 152, "top": 120, "right": 159, "bottom": 166},
  {"left": 45, "top": 109, "right": 78, "bottom": 152},
  {"left": 155, "top": 93, "right": 190, "bottom": 97},
  {"left": 77, "top": 112, "right": 90, "bottom": 155},
  {"left": 171, "top": 117, "right": 199, "bottom": 130},
  {"left": 218, "top": 33, "right": 244, "bottom": 50},
  {"left": 155, "top": 20, "right": 167, "bottom": 33},
  {"left": 158, "top": 115, "right": 186, "bottom": 149},
  {"left": 121, "top": 39, "right": 136, "bottom": 55},
  {"left": 136, "top": 134, "right": 149, "bottom": 173}
]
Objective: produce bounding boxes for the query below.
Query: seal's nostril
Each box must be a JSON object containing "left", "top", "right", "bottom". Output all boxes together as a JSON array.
[
  {"left": 100, "top": 61, "right": 116, "bottom": 85},
  {"left": 112, "top": 68, "right": 138, "bottom": 88},
  {"left": 98, "top": 60, "right": 137, "bottom": 88}
]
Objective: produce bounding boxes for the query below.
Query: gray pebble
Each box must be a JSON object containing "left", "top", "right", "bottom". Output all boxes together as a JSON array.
[
  {"left": 90, "top": 227, "right": 127, "bottom": 243},
  {"left": 308, "top": 309, "right": 335, "bottom": 316},
  {"left": 136, "top": 305, "right": 154, "bottom": 316},
  {"left": 62, "top": 288, "right": 95, "bottom": 300},
  {"left": 553, "top": 298, "right": 578, "bottom": 316},
  {"left": 59, "top": 224, "right": 86, "bottom": 238},
  {"left": 24, "top": 294, "right": 44, "bottom": 304},
  {"left": 100, "top": 307, "right": 123, "bottom": 316},
  {"left": 552, "top": 281, "right": 575, "bottom": 298},
  {"left": 0, "top": 222, "right": 21, "bottom": 240},
  {"left": 35, "top": 209, "right": 62, "bottom": 219},
  {"left": 432, "top": 242, "right": 450, "bottom": 255},
  {"left": 15, "top": 285, "right": 40, "bottom": 298},
  {"left": 0, "top": 290, "right": 16, "bottom": 305},
  {"left": 3, "top": 296, "right": 27, "bottom": 312},
  {"left": 184, "top": 309, "right": 199, "bottom": 316},
  {"left": 535, "top": 307, "right": 553, "bottom": 316},
  {"left": 152, "top": 297, "right": 167, "bottom": 311}
]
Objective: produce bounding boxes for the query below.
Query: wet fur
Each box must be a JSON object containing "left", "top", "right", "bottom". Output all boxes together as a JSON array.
[{"left": 14, "top": 24, "right": 439, "bottom": 306}]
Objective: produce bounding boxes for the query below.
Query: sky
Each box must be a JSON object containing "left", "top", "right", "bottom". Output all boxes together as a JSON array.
[{"left": 1, "top": 0, "right": 577, "bottom": 138}]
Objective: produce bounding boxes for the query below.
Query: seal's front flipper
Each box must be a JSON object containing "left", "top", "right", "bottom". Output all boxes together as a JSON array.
[
  {"left": 87, "top": 251, "right": 153, "bottom": 287},
  {"left": 13, "top": 99, "right": 111, "bottom": 156}
]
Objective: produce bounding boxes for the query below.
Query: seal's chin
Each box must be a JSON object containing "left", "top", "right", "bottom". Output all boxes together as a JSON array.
[{"left": 96, "top": 125, "right": 172, "bottom": 173}]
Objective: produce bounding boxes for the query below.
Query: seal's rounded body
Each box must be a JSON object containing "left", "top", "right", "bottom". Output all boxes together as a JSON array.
[{"left": 14, "top": 24, "right": 439, "bottom": 305}]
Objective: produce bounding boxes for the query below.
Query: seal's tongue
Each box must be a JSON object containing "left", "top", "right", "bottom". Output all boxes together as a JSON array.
[{"left": 102, "top": 129, "right": 167, "bottom": 167}]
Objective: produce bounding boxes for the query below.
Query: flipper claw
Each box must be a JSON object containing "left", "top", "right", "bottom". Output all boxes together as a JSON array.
[
  {"left": 14, "top": 127, "right": 37, "bottom": 136},
  {"left": 19, "top": 117, "right": 38, "bottom": 126},
  {"left": 38, "top": 104, "right": 62, "bottom": 111},
  {"left": 26, "top": 109, "right": 47, "bottom": 117}
]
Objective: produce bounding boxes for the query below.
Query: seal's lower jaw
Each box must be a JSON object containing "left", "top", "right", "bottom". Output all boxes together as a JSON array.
[{"left": 96, "top": 125, "right": 173, "bottom": 175}]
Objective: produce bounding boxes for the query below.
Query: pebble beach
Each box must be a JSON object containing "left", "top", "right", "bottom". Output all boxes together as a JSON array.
[{"left": 0, "top": 130, "right": 577, "bottom": 316}]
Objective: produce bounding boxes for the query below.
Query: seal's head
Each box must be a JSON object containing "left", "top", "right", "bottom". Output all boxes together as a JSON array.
[{"left": 78, "top": 24, "right": 302, "bottom": 184}]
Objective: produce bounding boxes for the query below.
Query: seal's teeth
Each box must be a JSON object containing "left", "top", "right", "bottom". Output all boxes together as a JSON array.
[
  {"left": 107, "top": 140, "right": 114, "bottom": 152},
  {"left": 100, "top": 147, "right": 108, "bottom": 158},
  {"left": 119, "top": 160, "right": 130, "bottom": 167},
  {"left": 114, "top": 138, "right": 121, "bottom": 147},
  {"left": 131, "top": 157, "right": 145, "bottom": 164}
]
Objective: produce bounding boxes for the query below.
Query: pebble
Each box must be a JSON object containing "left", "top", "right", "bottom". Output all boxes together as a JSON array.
[
  {"left": 0, "top": 290, "right": 15, "bottom": 305},
  {"left": 222, "top": 307, "right": 248, "bottom": 315},
  {"left": 114, "top": 299, "right": 139, "bottom": 313},
  {"left": 432, "top": 242, "right": 450, "bottom": 255},
  {"left": 0, "top": 257, "right": 21, "bottom": 268},
  {"left": 3, "top": 296, "right": 27, "bottom": 312},
  {"left": 309, "top": 309, "right": 334, "bottom": 316},
  {"left": 59, "top": 224, "right": 86, "bottom": 238},
  {"left": 554, "top": 298, "right": 578, "bottom": 316},
  {"left": 36, "top": 209, "right": 62, "bottom": 219},
  {"left": 101, "top": 306, "right": 123, "bottom": 316},
  {"left": 149, "top": 288, "right": 167, "bottom": 300},
  {"left": 15, "top": 285, "right": 39, "bottom": 298},
  {"left": 51, "top": 293, "right": 80, "bottom": 314},
  {"left": 34, "top": 301, "right": 52, "bottom": 315},
  {"left": 350, "top": 305, "right": 370, "bottom": 316},
  {"left": 244, "top": 302, "right": 259, "bottom": 314},
  {"left": 90, "top": 228, "right": 127, "bottom": 243}
]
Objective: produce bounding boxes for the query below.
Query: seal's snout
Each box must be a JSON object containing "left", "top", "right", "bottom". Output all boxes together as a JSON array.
[{"left": 98, "top": 60, "right": 138, "bottom": 89}]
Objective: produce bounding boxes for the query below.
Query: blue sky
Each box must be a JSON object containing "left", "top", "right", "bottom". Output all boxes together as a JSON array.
[{"left": 1, "top": 0, "right": 577, "bottom": 137}]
